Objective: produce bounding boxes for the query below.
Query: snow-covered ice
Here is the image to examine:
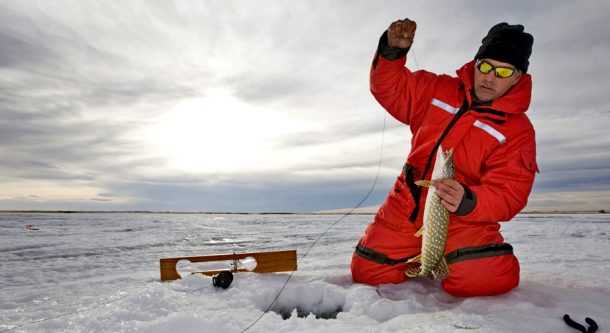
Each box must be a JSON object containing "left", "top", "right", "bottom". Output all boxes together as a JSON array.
[{"left": 1, "top": 212, "right": 608, "bottom": 332}]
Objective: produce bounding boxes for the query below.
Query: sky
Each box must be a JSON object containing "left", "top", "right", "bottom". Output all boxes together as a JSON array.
[{"left": 1, "top": 0, "right": 609, "bottom": 213}]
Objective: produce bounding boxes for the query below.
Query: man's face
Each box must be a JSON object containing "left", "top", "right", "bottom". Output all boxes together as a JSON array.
[{"left": 473, "top": 58, "right": 523, "bottom": 103}]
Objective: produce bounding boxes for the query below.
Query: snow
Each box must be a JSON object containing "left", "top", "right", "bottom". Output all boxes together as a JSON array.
[{"left": 1, "top": 212, "right": 608, "bottom": 332}]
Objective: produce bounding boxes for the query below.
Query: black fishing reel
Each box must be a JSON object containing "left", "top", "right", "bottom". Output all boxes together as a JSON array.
[{"left": 212, "top": 271, "right": 234, "bottom": 289}]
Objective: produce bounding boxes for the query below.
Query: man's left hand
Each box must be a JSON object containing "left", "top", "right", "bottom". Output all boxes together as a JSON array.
[{"left": 430, "top": 179, "right": 465, "bottom": 213}]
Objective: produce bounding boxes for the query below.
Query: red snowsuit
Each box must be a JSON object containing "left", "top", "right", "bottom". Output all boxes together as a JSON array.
[{"left": 351, "top": 42, "right": 538, "bottom": 297}]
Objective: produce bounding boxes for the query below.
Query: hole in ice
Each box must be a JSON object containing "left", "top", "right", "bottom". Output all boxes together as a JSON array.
[
  {"left": 262, "top": 282, "right": 345, "bottom": 320},
  {"left": 270, "top": 305, "right": 343, "bottom": 320},
  {"left": 176, "top": 257, "right": 257, "bottom": 278}
]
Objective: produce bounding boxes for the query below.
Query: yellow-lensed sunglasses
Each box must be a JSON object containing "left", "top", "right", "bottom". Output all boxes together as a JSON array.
[{"left": 476, "top": 59, "right": 517, "bottom": 78}]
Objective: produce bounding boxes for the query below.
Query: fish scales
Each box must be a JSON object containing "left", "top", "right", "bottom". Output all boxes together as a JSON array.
[{"left": 407, "top": 146, "right": 454, "bottom": 279}]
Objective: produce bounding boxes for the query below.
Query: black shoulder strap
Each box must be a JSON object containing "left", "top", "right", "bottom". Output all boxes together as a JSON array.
[{"left": 408, "top": 100, "right": 469, "bottom": 222}]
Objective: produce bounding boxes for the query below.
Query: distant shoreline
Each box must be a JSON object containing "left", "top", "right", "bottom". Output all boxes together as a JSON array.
[
  {"left": 0, "top": 210, "right": 296, "bottom": 215},
  {"left": 0, "top": 209, "right": 607, "bottom": 215}
]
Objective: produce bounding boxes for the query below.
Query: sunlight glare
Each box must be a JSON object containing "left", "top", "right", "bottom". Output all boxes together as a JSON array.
[{"left": 146, "top": 91, "right": 283, "bottom": 174}]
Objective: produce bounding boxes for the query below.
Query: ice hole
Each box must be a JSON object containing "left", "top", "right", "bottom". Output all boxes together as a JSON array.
[
  {"left": 262, "top": 283, "right": 345, "bottom": 320},
  {"left": 270, "top": 305, "right": 343, "bottom": 320}
]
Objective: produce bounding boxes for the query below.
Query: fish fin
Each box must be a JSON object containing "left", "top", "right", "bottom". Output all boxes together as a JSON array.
[
  {"left": 442, "top": 148, "right": 454, "bottom": 168},
  {"left": 406, "top": 254, "right": 421, "bottom": 264},
  {"left": 415, "top": 180, "right": 430, "bottom": 187},
  {"left": 431, "top": 257, "right": 451, "bottom": 280},
  {"left": 414, "top": 227, "right": 424, "bottom": 237},
  {"left": 405, "top": 267, "right": 421, "bottom": 278}
]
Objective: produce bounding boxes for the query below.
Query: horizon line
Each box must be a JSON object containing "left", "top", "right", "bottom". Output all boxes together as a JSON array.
[{"left": 0, "top": 209, "right": 608, "bottom": 215}]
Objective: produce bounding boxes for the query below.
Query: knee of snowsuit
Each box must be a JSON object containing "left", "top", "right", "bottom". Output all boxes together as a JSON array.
[
  {"left": 441, "top": 250, "right": 519, "bottom": 297},
  {"left": 350, "top": 180, "right": 520, "bottom": 297}
]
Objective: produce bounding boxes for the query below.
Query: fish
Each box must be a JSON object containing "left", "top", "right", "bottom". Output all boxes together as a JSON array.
[{"left": 405, "top": 146, "right": 454, "bottom": 279}]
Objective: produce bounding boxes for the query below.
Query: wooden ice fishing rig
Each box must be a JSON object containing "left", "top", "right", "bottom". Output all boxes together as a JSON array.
[{"left": 159, "top": 249, "right": 297, "bottom": 281}]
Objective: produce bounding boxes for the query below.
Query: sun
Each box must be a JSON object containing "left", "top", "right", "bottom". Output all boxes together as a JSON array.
[{"left": 142, "top": 90, "right": 284, "bottom": 174}]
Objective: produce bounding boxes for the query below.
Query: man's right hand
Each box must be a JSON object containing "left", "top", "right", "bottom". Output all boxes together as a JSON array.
[{"left": 387, "top": 18, "right": 417, "bottom": 49}]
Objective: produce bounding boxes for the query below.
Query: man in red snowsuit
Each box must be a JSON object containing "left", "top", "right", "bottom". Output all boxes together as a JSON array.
[{"left": 351, "top": 19, "right": 537, "bottom": 297}]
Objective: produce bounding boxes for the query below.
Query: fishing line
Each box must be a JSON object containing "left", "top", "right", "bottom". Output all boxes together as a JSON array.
[
  {"left": 411, "top": 45, "right": 420, "bottom": 71},
  {"left": 0, "top": 285, "right": 139, "bottom": 333},
  {"left": 2, "top": 228, "right": 200, "bottom": 332},
  {"left": 3, "top": 46, "right": 415, "bottom": 333},
  {"left": 240, "top": 115, "right": 388, "bottom": 333},
  {"left": 240, "top": 44, "right": 420, "bottom": 333}
]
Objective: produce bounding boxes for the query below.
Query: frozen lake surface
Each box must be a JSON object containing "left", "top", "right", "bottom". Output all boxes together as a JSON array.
[{"left": 1, "top": 212, "right": 609, "bottom": 332}]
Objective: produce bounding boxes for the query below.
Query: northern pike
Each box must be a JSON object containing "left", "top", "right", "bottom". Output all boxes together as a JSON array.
[{"left": 405, "top": 146, "right": 454, "bottom": 279}]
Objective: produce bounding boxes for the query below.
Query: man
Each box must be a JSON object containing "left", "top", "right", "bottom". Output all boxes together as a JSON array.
[{"left": 351, "top": 19, "right": 537, "bottom": 297}]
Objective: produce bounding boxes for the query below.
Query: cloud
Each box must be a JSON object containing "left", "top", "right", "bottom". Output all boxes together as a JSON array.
[{"left": 0, "top": 0, "right": 609, "bottom": 212}]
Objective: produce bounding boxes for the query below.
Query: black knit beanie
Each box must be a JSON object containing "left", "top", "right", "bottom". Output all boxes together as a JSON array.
[{"left": 475, "top": 22, "right": 534, "bottom": 73}]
